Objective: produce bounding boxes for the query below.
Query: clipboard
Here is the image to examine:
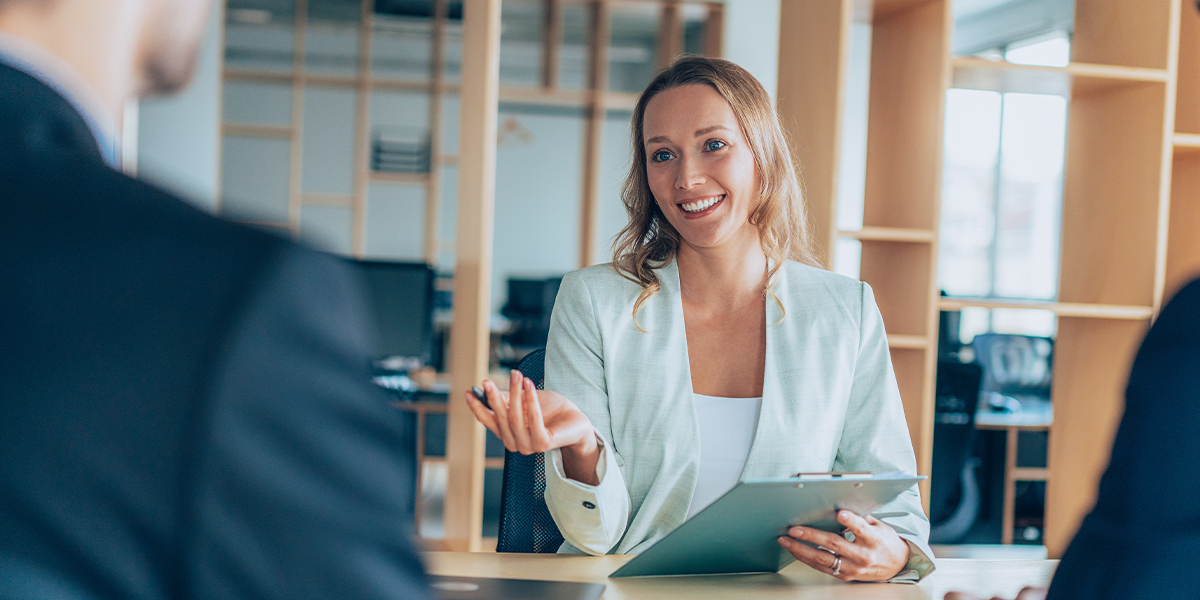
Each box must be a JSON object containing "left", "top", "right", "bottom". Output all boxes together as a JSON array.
[{"left": 608, "top": 472, "right": 924, "bottom": 578}]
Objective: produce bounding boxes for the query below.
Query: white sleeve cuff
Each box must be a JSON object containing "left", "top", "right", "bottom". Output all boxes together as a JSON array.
[{"left": 543, "top": 434, "right": 630, "bottom": 555}]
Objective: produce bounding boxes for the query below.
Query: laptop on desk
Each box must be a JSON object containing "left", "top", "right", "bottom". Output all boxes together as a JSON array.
[{"left": 430, "top": 576, "right": 604, "bottom": 600}]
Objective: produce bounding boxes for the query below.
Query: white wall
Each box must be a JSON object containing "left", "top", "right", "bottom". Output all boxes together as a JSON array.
[
  {"left": 722, "top": 0, "right": 781, "bottom": 101},
  {"left": 136, "top": 6, "right": 222, "bottom": 211}
]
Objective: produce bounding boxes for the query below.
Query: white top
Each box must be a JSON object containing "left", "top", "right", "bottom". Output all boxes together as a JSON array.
[{"left": 686, "top": 393, "right": 763, "bottom": 519}]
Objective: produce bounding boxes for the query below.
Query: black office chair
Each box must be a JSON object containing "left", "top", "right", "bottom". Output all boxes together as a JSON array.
[
  {"left": 495, "top": 348, "right": 566, "bottom": 553},
  {"left": 929, "top": 360, "right": 984, "bottom": 543}
]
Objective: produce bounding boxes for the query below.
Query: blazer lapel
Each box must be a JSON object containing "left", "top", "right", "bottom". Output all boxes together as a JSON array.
[{"left": 742, "top": 263, "right": 789, "bottom": 480}]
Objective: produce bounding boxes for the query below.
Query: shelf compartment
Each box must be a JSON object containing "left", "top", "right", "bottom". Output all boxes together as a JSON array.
[
  {"left": 839, "top": 227, "right": 934, "bottom": 243},
  {"left": 938, "top": 297, "right": 1153, "bottom": 320},
  {"left": 951, "top": 57, "right": 1168, "bottom": 97}
]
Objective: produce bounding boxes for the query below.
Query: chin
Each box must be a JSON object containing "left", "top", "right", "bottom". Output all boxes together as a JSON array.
[{"left": 142, "top": 45, "right": 201, "bottom": 96}]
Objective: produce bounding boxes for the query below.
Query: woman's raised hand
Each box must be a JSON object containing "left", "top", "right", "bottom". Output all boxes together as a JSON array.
[{"left": 464, "top": 370, "right": 601, "bottom": 484}]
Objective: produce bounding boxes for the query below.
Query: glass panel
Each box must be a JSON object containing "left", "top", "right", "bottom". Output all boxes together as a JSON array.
[
  {"left": 833, "top": 239, "right": 862, "bottom": 281},
  {"left": 437, "top": 163, "right": 458, "bottom": 271},
  {"left": 938, "top": 88, "right": 1002, "bottom": 298},
  {"left": 837, "top": 22, "right": 873, "bottom": 231},
  {"left": 681, "top": 3, "right": 709, "bottom": 56},
  {"left": 370, "top": 90, "right": 431, "bottom": 174},
  {"left": 299, "top": 206, "right": 353, "bottom": 254},
  {"left": 302, "top": 86, "right": 356, "bottom": 195},
  {"left": 221, "top": 136, "right": 291, "bottom": 223},
  {"left": 223, "top": 81, "right": 293, "bottom": 126},
  {"left": 558, "top": 2, "right": 590, "bottom": 90},
  {"left": 442, "top": 10, "right": 463, "bottom": 84},
  {"left": 499, "top": 0, "right": 544, "bottom": 87},
  {"left": 226, "top": 0, "right": 297, "bottom": 73},
  {"left": 371, "top": 5, "right": 433, "bottom": 80},
  {"left": 306, "top": 0, "right": 362, "bottom": 77},
  {"left": 597, "top": 110, "right": 634, "bottom": 264},
  {"left": 364, "top": 182, "right": 425, "bottom": 260},
  {"left": 956, "top": 307, "right": 1057, "bottom": 346},
  {"left": 440, "top": 94, "right": 460, "bottom": 156},
  {"left": 608, "top": 3, "right": 658, "bottom": 93},
  {"left": 993, "top": 93, "right": 1066, "bottom": 300},
  {"left": 492, "top": 109, "right": 583, "bottom": 311}
]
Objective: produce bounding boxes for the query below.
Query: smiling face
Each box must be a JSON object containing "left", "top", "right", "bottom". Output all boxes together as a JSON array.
[{"left": 642, "top": 83, "right": 761, "bottom": 255}]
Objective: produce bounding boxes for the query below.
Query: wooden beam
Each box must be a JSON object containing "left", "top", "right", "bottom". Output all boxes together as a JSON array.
[
  {"left": 351, "top": 0, "right": 373, "bottom": 257},
  {"left": 703, "top": 2, "right": 723, "bottom": 58},
  {"left": 579, "top": 0, "right": 611, "bottom": 268},
  {"left": 444, "top": 0, "right": 502, "bottom": 553},
  {"left": 425, "top": 0, "right": 449, "bottom": 264},
  {"left": 655, "top": 1, "right": 683, "bottom": 71},
  {"left": 775, "top": 0, "right": 853, "bottom": 269},
  {"left": 542, "top": 0, "right": 563, "bottom": 89},
  {"left": 288, "top": 0, "right": 308, "bottom": 237}
]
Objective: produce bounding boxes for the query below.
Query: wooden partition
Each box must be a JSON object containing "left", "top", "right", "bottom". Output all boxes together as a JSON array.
[{"left": 779, "top": 0, "right": 1188, "bottom": 556}]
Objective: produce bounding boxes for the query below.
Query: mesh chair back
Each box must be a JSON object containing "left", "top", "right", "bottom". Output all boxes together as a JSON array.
[{"left": 495, "top": 349, "right": 566, "bottom": 553}]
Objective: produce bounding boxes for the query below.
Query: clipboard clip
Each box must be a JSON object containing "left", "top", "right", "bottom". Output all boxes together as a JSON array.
[{"left": 793, "top": 471, "right": 873, "bottom": 480}]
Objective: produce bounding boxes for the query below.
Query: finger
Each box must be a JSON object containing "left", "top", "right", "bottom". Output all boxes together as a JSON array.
[
  {"left": 525, "top": 378, "right": 553, "bottom": 452},
  {"left": 836, "top": 510, "right": 874, "bottom": 540},
  {"left": 777, "top": 537, "right": 849, "bottom": 580},
  {"left": 507, "top": 370, "right": 533, "bottom": 452},
  {"left": 1015, "top": 588, "right": 1049, "bottom": 600},
  {"left": 463, "top": 391, "right": 503, "bottom": 439},
  {"left": 943, "top": 593, "right": 982, "bottom": 600},
  {"left": 485, "top": 380, "right": 516, "bottom": 450},
  {"left": 786, "top": 526, "right": 861, "bottom": 561}
]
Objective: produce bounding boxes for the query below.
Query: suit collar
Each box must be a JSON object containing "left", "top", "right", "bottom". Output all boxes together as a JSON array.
[
  {"left": 0, "top": 62, "right": 107, "bottom": 167},
  {"left": 0, "top": 33, "right": 117, "bottom": 167}
]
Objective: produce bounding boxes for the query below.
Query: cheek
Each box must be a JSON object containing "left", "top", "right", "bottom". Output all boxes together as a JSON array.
[{"left": 646, "top": 166, "right": 673, "bottom": 204}]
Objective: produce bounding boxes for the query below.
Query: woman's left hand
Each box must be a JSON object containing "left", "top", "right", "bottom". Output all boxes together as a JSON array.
[{"left": 776, "top": 510, "right": 911, "bottom": 582}]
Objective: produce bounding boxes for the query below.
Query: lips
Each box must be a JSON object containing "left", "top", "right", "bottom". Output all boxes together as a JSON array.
[{"left": 679, "top": 194, "right": 724, "bottom": 214}]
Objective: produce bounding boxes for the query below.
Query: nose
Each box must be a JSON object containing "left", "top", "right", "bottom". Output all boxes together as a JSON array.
[{"left": 674, "top": 154, "right": 705, "bottom": 190}]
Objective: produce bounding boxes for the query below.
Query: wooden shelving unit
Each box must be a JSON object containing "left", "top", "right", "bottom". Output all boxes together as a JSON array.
[{"left": 779, "top": 0, "right": 1186, "bottom": 557}]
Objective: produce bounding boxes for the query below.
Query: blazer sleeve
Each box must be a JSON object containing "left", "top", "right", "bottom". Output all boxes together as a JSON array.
[
  {"left": 542, "top": 271, "right": 632, "bottom": 555},
  {"left": 832, "top": 282, "right": 936, "bottom": 582},
  {"left": 187, "top": 246, "right": 430, "bottom": 600}
]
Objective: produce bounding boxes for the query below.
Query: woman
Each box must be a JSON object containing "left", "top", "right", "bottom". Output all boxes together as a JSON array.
[{"left": 465, "top": 56, "right": 934, "bottom": 583}]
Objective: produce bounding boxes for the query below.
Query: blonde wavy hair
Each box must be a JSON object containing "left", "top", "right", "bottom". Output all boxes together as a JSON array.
[{"left": 612, "top": 56, "right": 819, "bottom": 327}]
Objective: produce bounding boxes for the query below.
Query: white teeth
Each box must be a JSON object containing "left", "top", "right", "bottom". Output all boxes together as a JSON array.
[{"left": 681, "top": 195, "right": 723, "bottom": 213}]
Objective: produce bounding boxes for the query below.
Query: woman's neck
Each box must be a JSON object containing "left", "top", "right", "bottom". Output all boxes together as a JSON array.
[{"left": 676, "top": 232, "right": 768, "bottom": 312}]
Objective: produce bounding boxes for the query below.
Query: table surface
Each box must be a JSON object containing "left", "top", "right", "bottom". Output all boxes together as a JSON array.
[
  {"left": 424, "top": 552, "right": 1057, "bottom": 600},
  {"left": 975, "top": 398, "right": 1053, "bottom": 429}
]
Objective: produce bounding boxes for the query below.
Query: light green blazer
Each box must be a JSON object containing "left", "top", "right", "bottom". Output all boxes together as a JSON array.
[{"left": 542, "top": 259, "right": 935, "bottom": 580}]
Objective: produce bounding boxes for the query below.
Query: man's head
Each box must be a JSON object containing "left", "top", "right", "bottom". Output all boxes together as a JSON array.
[{"left": 0, "top": 0, "right": 216, "bottom": 116}]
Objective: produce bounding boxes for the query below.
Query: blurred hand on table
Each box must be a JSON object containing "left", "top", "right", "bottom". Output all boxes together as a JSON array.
[{"left": 946, "top": 587, "right": 1047, "bottom": 600}]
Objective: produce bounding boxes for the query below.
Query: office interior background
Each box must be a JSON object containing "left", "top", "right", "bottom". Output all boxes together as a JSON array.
[{"left": 128, "top": 0, "right": 1199, "bottom": 558}]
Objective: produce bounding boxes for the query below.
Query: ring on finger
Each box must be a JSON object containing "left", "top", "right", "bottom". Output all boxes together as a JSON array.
[{"left": 831, "top": 555, "right": 841, "bottom": 576}]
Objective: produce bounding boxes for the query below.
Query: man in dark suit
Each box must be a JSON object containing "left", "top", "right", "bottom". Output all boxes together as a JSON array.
[
  {"left": 948, "top": 279, "right": 1200, "bottom": 599},
  {"left": 0, "top": 1, "right": 429, "bottom": 598}
]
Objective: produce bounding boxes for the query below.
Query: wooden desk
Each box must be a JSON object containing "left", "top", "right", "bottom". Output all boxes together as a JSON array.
[
  {"left": 976, "top": 399, "right": 1052, "bottom": 544},
  {"left": 424, "top": 552, "right": 1057, "bottom": 599}
]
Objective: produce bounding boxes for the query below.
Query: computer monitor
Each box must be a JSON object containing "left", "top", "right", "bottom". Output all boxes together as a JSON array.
[{"left": 352, "top": 259, "right": 435, "bottom": 365}]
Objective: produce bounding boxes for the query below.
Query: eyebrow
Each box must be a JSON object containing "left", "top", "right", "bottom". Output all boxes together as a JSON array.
[{"left": 644, "top": 125, "right": 733, "bottom": 146}]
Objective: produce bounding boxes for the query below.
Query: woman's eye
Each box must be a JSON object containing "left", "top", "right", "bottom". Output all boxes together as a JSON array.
[
  {"left": 705, "top": 140, "right": 726, "bottom": 152},
  {"left": 652, "top": 150, "right": 674, "bottom": 162}
]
